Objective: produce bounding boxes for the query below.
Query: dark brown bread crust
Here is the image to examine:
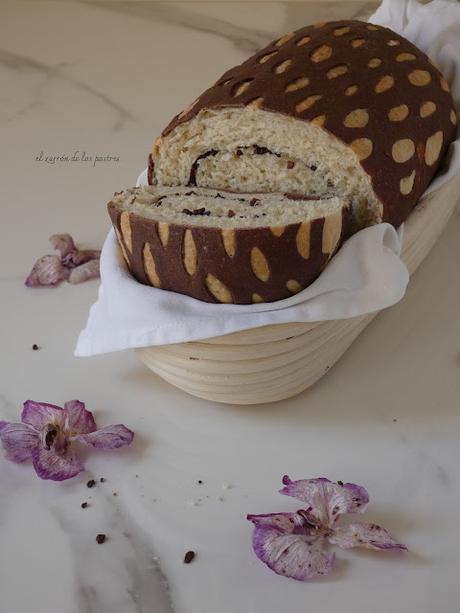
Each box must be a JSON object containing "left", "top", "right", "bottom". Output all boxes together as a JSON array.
[
  {"left": 159, "top": 20, "right": 456, "bottom": 228},
  {"left": 108, "top": 202, "right": 350, "bottom": 304}
]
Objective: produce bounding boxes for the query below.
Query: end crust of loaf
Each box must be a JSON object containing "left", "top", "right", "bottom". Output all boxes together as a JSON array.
[
  {"left": 151, "top": 19, "right": 456, "bottom": 229},
  {"left": 108, "top": 186, "right": 350, "bottom": 304}
]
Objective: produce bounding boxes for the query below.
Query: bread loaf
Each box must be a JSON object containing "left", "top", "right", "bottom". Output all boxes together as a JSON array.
[
  {"left": 108, "top": 186, "right": 349, "bottom": 304},
  {"left": 150, "top": 20, "right": 456, "bottom": 229}
]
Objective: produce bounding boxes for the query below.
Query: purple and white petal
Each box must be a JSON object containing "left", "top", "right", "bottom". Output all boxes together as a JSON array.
[
  {"left": 247, "top": 512, "right": 307, "bottom": 535},
  {"left": 21, "top": 400, "right": 65, "bottom": 431},
  {"left": 49, "top": 233, "right": 76, "bottom": 259},
  {"left": 63, "top": 249, "right": 101, "bottom": 268},
  {"left": 68, "top": 259, "right": 100, "bottom": 284},
  {"left": 251, "top": 525, "right": 335, "bottom": 581},
  {"left": 31, "top": 445, "right": 84, "bottom": 481},
  {"left": 0, "top": 422, "right": 39, "bottom": 462},
  {"left": 25, "top": 255, "right": 69, "bottom": 287},
  {"left": 64, "top": 400, "right": 97, "bottom": 435},
  {"left": 73, "top": 424, "right": 134, "bottom": 449},
  {"left": 329, "top": 523, "right": 407, "bottom": 551},
  {"left": 280, "top": 476, "right": 369, "bottom": 527}
]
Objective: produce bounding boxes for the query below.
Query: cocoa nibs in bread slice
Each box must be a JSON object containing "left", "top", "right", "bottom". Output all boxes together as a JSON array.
[
  {"left": 109, "top": 186, "right": 345, "bottom": 229},
  {"left": 108, "top": 186, "right": 350, "bottom": 304}
]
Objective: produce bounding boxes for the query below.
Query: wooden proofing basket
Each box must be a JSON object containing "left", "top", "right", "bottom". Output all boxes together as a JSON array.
[{"left": 137, "top": 173, "right": 460, "bottom": 404}]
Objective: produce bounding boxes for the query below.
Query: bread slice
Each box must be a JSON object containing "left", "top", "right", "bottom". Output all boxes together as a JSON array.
[
  {"left": 150, "top": 20, "right": 456, "bottom": 229},
  {"left": 108, "top": 186, "right": 349, "bottom": 304}
]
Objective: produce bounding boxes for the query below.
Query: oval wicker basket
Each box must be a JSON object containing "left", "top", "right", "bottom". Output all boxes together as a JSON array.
[{"left": 137, "top": 174, "right": 460, "bottom": 404}]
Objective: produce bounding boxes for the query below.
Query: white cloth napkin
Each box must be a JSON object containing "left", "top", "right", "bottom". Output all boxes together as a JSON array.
[{"left": 75, "top": 0, "right": 460, "bottom": 356}]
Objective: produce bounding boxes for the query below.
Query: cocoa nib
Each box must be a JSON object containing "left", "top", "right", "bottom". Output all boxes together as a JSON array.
[
  {"left": 183, "top": 550, "right": 196, "bottom": 564},
  {"left": 96, "top": 534, "right": 106, "bottom": 544},
  {"left": 182, "top": 208, "right": 211, "bottom": 216},
  {"left": 87, "top": 479, "right": 96, "bottom": 488}
]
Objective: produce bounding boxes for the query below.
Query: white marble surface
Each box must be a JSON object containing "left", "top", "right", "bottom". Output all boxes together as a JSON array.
[{"left": 1, "top": 1, "right": 460, "bottom": 612}]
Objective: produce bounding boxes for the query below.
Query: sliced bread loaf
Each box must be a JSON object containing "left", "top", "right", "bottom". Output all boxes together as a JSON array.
[
  {"left": 150, "top": 20, "right": 456, "bottom": 229},
  {"left": 108, "top": 186, "right": 349, "bottom": 304}
]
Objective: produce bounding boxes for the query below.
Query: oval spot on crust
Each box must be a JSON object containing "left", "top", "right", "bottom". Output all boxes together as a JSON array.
[
  {"left": 183, "top": 229, "right": 197, "bottom": 275},
  {"left": 296, "top": 35, "right": 311, "bottom": 46},
  {"left": 286, "top": 279, "right": 302, "bottom": 293},
  {"left": 351, "top": 38, "right": 365, "bottom": 48},
  {"left": 310, "top": 45, "right": 332, "bottom": 63},
  {"left": 285, "top": 77, "right": 309, "bottom": 92},
  {"left": 400, "top": 170, "right": 416, "bottom": 195},
  {"left": 420, "top": 101, "right": 436, "bottom": 118},
  {"left": 252, "top": 293, "right": 264, "bottom": 303},
  {"left": 274, "top": 59, "right": 292, "bottom": 74},
  {"left": 296, "top": 222, "right": 311, "bottom": 259},
  {"left": 439, "top": 77, "right": 450, "bottom": 92},
  {"left": 350, "top": 138, "right": 373, "bottom": 161},
  {"left": 375, "top": 75, "right": 394, "bottom": 93},
  {"left": 327, "top": 65, "right": 348, "bottom": 79},
  {"left": 120, "top": 211, "right": 132, "bottom": 253},
  {"left": 250, "top": 247, "right": 270, "bottom": 282},
  {"left": 345, "top": 85, "right": 358, "bottom": 96},
  {"left": 396, "top": 52, "right": 416, "bottom": 62},
  {"left": 143, "top": 243, "right": 161, "bottom": 288},
  {"left": 259, "top": 51, "right": 277, "bottom": 64},
  {"left": 322, "top": 211, "right": 343, "bottom": 255},
  {"left": 333, "top": 26, "right": 351, "bottom": 37},
  {"left": 217, "top": 77, "right": 232, "bottom": 87},
  {"left": 247, "top": 97, "right": 264, "bottom": 109},
  {"left": 157, "top": 222, "right": 169, "bottom": 247},
  {"left": 408, "top": 69, "right": 431, "bottom": 86},
  {"left": 388, "top": 104, "right": 409, "bottom": 122},
  {"left": 451, "top": 109, "right": 457, "bottom": 125},
  {"left": 205, "top": 274, "right": 233, "bottom": 303},
  {"left": 392, "top": 139, "right": 415, "bottom": 163},
  {"left": 276, "top": 32, "right": 294, "bottom": 47},
  {"left": 221, "top": 229, "right": 236, "bottom": 258},
  {"left": 270, "top": 226, "right": 286, "bottom": 237},
  {"left": 425, "top": 131, "right": 443, "bottom": 166},
  {"left": 368, "top": 57, "right": 382, "bottom": 68},
  {"left": 232, "top": 79, "right": 253, "bottom": 97},
  {"left": 367, "top": 24, "right": 379, "bottom": 30},
  {"left": 178, "top": 97, "right": 200, "bottom": 119},
  {"left": 114, "top": 227, "right": 130, "bottom": 267},
  {"left": 387, "top": 39, "right": 400, "bottom": 46},
  {"left": 344, "top": 108, "right": 369, "bottom": 128},
  {"left": 311, "top": 114, "right": 326, "bottom": 127},
  {"left": 295, "top": 95, "right": 322, "bottom": 113},
  {"left": 440, "top": 77, "right": 450, "bottom": 92}
]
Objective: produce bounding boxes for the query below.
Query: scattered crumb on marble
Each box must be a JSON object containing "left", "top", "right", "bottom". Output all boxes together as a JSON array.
[
  {"left": 81, "top": 502, "right": 88, "bottom": 509},
  {"left": 187, "top": 499, "right": 200, "bottom": 507},
  {"left": 197, "top": 479, "right": 203, "bottom": 484},
  {"left": 393, "top": 418, "right": 397, "bottom": 423},
  {"left": 135, "top": 474, "right": 139, "bottom": 478},
  {"left": 183, "top": 551, "right": 196, "bottom": 564},
  {"left": 96, "top": 534, "right": 107, "bottom": 544},
  {"left": 100, "top": 477, "right": 105, "bottom": 483},
  {"left": 32, "top": 344, "right": 40, "bottom": 351},
  {"left": 216, "top": 495, "right": 224, "bottom": 502},
  {"left": 86, "top": 479, "right": 96, "bottom": 488},
  {"left": 221, "top": 482, "right": 233, "bottom": 490}
]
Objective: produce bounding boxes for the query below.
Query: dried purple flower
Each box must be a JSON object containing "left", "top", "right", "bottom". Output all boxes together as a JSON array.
[
  {"left": 247, "top": 476, "right": 407, "bottom": 581},
  {"left": 25, "top": 255, "right": 69, "bottom": 287},
  {"left": 25, "top": 234, "right": 100, "bottom": 288},
  {"left": 0, "top": 400, "right": 134, "bottom": 481}
]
